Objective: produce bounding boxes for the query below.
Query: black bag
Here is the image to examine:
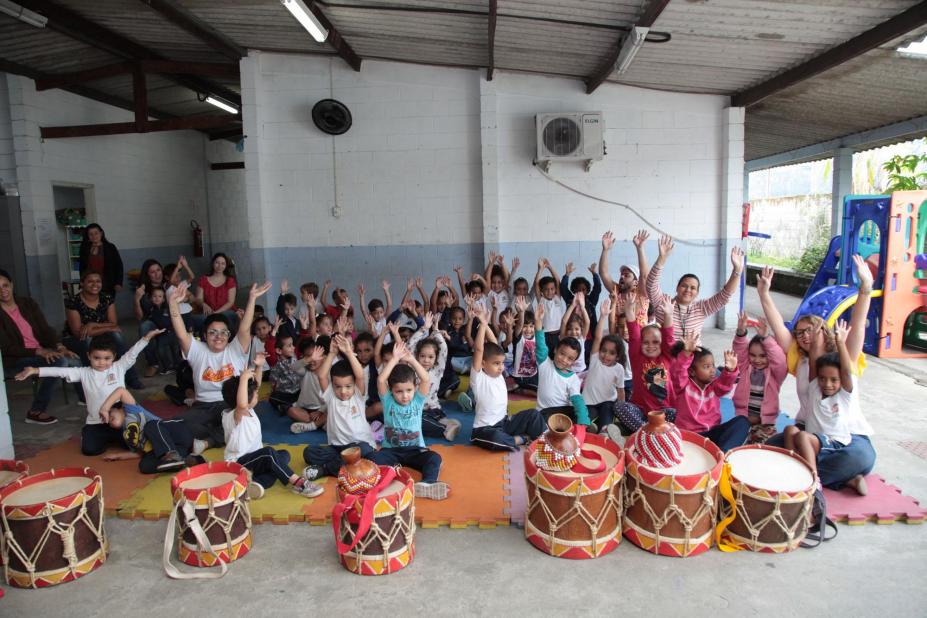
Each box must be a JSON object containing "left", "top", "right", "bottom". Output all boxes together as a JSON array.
[{"left": 801, "top": 485, "right": 838, "bottom": 548}]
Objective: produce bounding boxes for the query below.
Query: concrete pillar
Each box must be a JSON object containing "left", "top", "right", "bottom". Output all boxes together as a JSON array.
[
  {"left": 831, "top": 147, "right": 853, "bottom": 237},
  {"left": 718, "top": 106, "right": 745, "bottom": 330},
  {"left": 239, "top": 52, "right": 268, "bottom": 284},
  {"left": 479, "top": 76, "right": 500, "bottom": 256}
]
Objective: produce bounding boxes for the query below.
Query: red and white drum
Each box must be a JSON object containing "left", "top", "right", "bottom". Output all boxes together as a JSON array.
[
  {"left": 0, "top": 467, "right": 107, "bottom": 588},
  {"left": 623, "top": 431, "right": 724, "bottom": 557},
  {"left": 717, "top": 445, "right": 815, "bottom": 553},
  {"left": 0, "top": 460, "right": 29, "bottom": 490}
]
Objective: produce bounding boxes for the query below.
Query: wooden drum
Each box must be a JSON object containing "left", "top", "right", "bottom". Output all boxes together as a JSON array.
[
  {"left": 0, "top": 467, "right": 107, "bottom": 588},
  {"left": 717, "top": 445, "right": 814, "bottom": 553},
  {"left": 524, "top": 432, "right": 625, "bottom": 559},
  {"left": 623, "top": 431, "right": 723, "bottom": 558},
  {"left": 333, "top": 466, "right": 415, "bottom": 576},
  {"left": 170, "top": 461, "right": 253, "bottom": 568}
]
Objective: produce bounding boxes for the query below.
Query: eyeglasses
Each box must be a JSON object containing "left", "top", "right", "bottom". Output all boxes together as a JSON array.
[
  {"left": 206, "top": 328, "right": 231, "bottom": 338},
  {"left": 793, "top": 327, "right": 814, "bottom": 338}
]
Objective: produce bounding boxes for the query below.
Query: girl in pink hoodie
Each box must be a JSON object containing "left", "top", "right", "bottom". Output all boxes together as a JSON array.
[
  {"left": 732, "top": 313, "right": 787, "bottom": 444},
  {"left": 671, "top": 333, "right": 749, "bottom": 451}
]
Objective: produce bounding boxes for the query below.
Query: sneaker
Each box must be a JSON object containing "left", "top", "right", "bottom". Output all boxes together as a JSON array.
[
  {"left": 443, "top": 418, "right": 462, "bottom": 442},
  {"left": 292, "top": 480, "right": 325, "bottom": 498},
  {"left": 290, "top": 422, "right": 318, "bottom": 434},
  {"left": 191, "top": 439, "right": 208, "bottom": 456},
  {"left": 457, "top": 392, "right": 473, "bottom": 412},
  {"left": 77, "top": 400, "right": 87, "bottom": 407},
  {"left": 247, "top": 481, "right": 265, "bottom": 500},
  {"left": 302, "top": 465, "right": 322, "bottom": 481},
  {"left": 183, "top": 455, "right": 205, "bottom": 468},
  {"left": 159, "top": 367, "right": 176, "bottom": 376},
  {"left": 25, "top": 410, "right": 58, "bottom": 425},
  {"left": 441, "top": 388, "right": 454, "bottom": 400},
  {"left": 605, "top": 424, "right": 625, "bottom": 447},
  {"left": 164, "top": 385, "right": 186, "bottom": 407},
  {"left": 156, "top": 451, "right": 185, "bottom": 471},
  {"left": 369, "top": 420, "right": 385, "bottom": 444},
  {"left": 144, "top": 366, "right": 159, "bottom": 378},
  {"left": 586, "top": 421, "right": 598, "bottom": 434},
  {"left": 183, "top": 398, "right": 195, "bottom": 407},
  {"left": 414, "top": 481, "right": 449, "bottom": 501}
]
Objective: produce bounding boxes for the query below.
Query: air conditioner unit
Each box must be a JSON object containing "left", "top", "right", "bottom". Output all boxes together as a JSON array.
[{"left": 535, "top": 112, "right": 605, "bottom": 172}]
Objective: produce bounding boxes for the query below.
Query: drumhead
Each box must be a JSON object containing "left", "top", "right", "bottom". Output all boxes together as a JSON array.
[
  {"left": 727, "top": 448, "right": 813, "bottom": 492},
  {"left": 379, "top": 479, "right": 406, "bottom": 496},
  {"left": 639, "top": 440, "right": 716, "bottom": 475},
  {"left": 180, "top": 472, "right": 238, "bottom": 490},
  {"left": 536, "top": 442, "right": 620, "bottom": 477},
  {"left": 2, "top": 476, "right": 90, "bottom": 506}
]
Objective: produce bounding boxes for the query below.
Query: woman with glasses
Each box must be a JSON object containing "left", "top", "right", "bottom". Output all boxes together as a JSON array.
[{"left": 755, "top": 255, "right": 875, "bottom": 495}]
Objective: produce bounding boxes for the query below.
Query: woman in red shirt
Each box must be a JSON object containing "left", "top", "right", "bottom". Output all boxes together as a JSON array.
[{"left": 196, "top": 253, "right": 239, "bottom": 332}]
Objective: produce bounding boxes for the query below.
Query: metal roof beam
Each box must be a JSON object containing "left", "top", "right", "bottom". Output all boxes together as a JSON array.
[
  {"left": 41, "top": 115, "right": 240, "bottom": 139},
  {"left": 34, "top": 61, "right": 238, "bottom": 91},
  {"left": 487, "top": 0, "right": 497, "bottom": 81},
  {"left": 138, "top": 0, "right": 245, "bottom": 61},
  {"left": 309, "top": 2, "right": 362, "bottom": 71},
  {"left": 733, "top": 1, "right": 927, "bottom": 108}
]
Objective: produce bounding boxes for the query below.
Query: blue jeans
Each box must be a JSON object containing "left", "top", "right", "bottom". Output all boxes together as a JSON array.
[
  {"left": 4, "top": 355, "right": 82, "bottom": 412},
  {"left": 700, "top": 416, "right": 750, "bottom": 452},
  {"left": 303, "top": 442, "right": 376, "bottom": 478},
  {"left": 767, "top": 429, "right": 877, "bottom": 490},
  {"left": 368, "top": 446, "right": 442, "bottom": 483}
]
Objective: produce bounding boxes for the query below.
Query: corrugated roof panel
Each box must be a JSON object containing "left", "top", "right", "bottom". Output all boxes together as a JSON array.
[{"left": 494, "top": 17, "right": 619, "bottom": 77}]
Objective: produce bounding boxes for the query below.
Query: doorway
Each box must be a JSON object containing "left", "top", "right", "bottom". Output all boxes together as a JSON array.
[{"left": 52, "top": 184, "right": 94, "bottom": 297}]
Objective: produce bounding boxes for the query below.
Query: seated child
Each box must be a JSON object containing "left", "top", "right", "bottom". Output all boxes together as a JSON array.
[
  {"left": 98, "top": 387, "right": 205, "bottom": 473},
  {"left": 288, "top": 338, "right": 328, "bottom": 434},
  {"left": 144, "top": 286, "right": 181, "bottom": 374},
  {"left": 531, "top": 305, "right": 591, "bottom": 428},
  {"left": 560, "top": 261, "right": 601, "bottom": 336},
  {"left": 407, "top": 316, "right": 462, "bottom": 442},
  {"left": 268, "top": 333, "right": 303, "bottom": 412},
  {"left": 671, "top": 332, "right": 748, "bottom": 451},
  {"left": 17, "top": 330, "right": 159, "bottom": 456},
  {"left": 559, "top": 292, "right": 590, "bottom": 373},
  {"left": 583, "top": 297, "right": 626, "bottom": 433},
  {"left": 533, "top": 258, "right": 566, "bottom": 355},
  {"left": 784, "top": 320, "right": 869, "bottom": 495},
  {"left": 614, "top": 295, "right": 677, "bottom": 433},
  {"left": 438, "top": 306, "right": 471, "bottom": 397},
  {"left": 484, "top": 252, "right": 513, "bottom": 313},
  {"left": 368, "top": 341, "right": 449, "bottom": 500},
  {"left": 251, "top": 316, "right": 274, "bottom": 365},
  {"left": 359, "top": 280, "right": 392, "bottom": 336},
  {"left": 431, "top": 276, "right": 459, "bottom": 329},
  {"left": 510, "top": 297, "right": 539, "bottom": 392},
  {"left": 274, "top": 282, "right": 301, "bottom": 344},
  {"left": 733, "top": 312, "right": 787, "bottom": 444},
  {"left": 222, "top": 360, "right": 323, "bottom": 498},
  {"left": 163, "top": 257, "right": 197, "bottom": 332},
  {"left": 302, "top": 334, "right": 378, "bottom": 480},
  {"left": 469, "top": 309, "right": 544, "bottom": 451}
]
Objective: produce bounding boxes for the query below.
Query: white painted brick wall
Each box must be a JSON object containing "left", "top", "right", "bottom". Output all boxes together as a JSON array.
[
  {"left": 205, "top": 139, "right": 247, "bottom": 245},
  {"left": 0, "top": 75, "right": 15, "bottom": 188}
]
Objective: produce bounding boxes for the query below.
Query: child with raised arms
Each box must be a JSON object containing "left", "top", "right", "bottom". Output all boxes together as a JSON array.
[
  {"left": 582, "top": 297, "right": 626, "bottom": 434},
  {"left": 532, "top": 304, "right": 591, "bottom": 428}
]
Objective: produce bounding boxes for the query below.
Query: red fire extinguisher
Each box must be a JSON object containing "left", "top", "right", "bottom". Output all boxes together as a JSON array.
[
  {"left": 191, "top": 219, "right": 204, "bottom": 258},
  {"left": 741, "top": 202, "right": 751, "bottom": 239}
]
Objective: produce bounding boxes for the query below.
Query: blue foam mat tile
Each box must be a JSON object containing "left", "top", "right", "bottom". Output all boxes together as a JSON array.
[{"left": 718, "top": 396, "right": 794, "bottom": 432}]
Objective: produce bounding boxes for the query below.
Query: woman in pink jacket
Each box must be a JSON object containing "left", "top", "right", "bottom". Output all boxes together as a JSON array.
[{"left": 732, "top": 312, "right": 787, "bottom": 444}]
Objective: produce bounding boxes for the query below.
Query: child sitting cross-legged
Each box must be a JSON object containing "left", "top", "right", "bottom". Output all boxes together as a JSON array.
[
  {"left": 267, "top": 333, "right": 303, "bottom": 413},
  {"left": 221, "top": 355, "right": 324, "bottom": 499},
  {"left": 407, "top": 314, "right": 462, "bottom": 442},
  {"left": 559, "top": 291, "right": 590, "bottom": 374},
  {"left": 469, "top": 307, "right": 544, "bottom": 451},
  {"left": 732, "top": 312, "right": 787, "bottom": 444},
  {"left": 368, "top": 340, "right": 449, "bottom": 500},
  {"left": 531, "top": 304, "right": 592, "bottom": 429},
  {"left": 301, "top": 334, "right": 377, "bottom": 481},
  {"left": 583, "top": 297, "right": 627, "bottom": 435},
  {"left": 288, "top": 338, "right": 329, "bottom": 434}
]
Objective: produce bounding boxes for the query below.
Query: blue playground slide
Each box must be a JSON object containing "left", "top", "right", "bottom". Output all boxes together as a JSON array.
[{"left": 788, "top": 236, "right": 842, "bottom": 328}]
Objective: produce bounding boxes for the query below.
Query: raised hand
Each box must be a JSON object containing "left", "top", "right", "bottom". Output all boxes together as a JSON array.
[
  {"left": 168, "top": 281, "right": 189, "bottom": 304},
  {"left": 415, "top": 276, "right": 423, "bottom": 288},
  {"left": 423, "top": 311, "right": 435, "bottom": 331},
  {"left": 250, "top": 281, "right": 272, "bottom": 300},
  {"left": 305, "top": 293, "right": 316, "bottom": 310},
  {"left": 336, "top": 315, "right": 351, "bottom": 334},
  {"left": 357, "top": 283, "right": 366, "bottom": 297},
  {"left": 511, "top": 256, "right": 520, "bottom": 273},
  {"left": 334, "top": 333, "right": 353, "bottom": 354},
  {"left": 682, "top": 331, "right": 699, "bottom": 353},
  {"left": 731, "top": 246, "right": 745, "bottom": 272},
  {"left": 406, "top": 278, "right": 415, "bottom": 292},
  {"left": 537, "top": 257, "right": 547, "bottom": 270},
  {"left": 658, "top": 234, "right": 675, "bottom": 259},
  {"left": 280, "top": 278, "right": 289, "bottom": 295},
  {"left": 307, "top": 345, "right": 325, "bottom": 365},
  {"left": 632, "top": 229, "right": 650, "bottom": 248},
  {"left": 661, "top": 295, "right": 674, "bottom": 319},
  {"left": 755, "top": 316, "right": 769, "bottom": 338},
  {"left": 564, "top": 261, "right": 575, "bottom": 276},
  {"left": 535, "top": 304, "right": 545, "bottom": 321},
  {"left": 135, "top": 284, "right": 146, "bottom": 301},
  {"left": 393, "top": 340, "right": 410, "bottom": 360},
  {"left": 834, "top": 319, "right": 851, "bottom": 344},
  {"left": 253, "top": 351, "right": 267, "bottom": 368},
  {"left": 588, "top": 262, "right": 597, "bottom": 274},
  {"left": 453, "top": 265, "right": 463, "bottom": 275},
  {"left": 495, "top": 254, "right": 505, "bottom": 265},
  {"left": 602, "top": 230, "right": 615, "bottom": 251},
  {"left": 723, "top": 350, "right": 738, "bottom": 371},
  {"left": 514, "top": 296, "right": 529, "bottom": 312},
  {"left": 574, "top": 291, "right": 585, "bottom": 307},
  {"left": 487, "top": 250, "right": 497, "bottom": 265},
  {"left": 757, "top": 266, "right": 774, "bottom": 296},
  {"left": 737, "top": 311, "right": 749, "bottom": 333},
  {"left": 381, "top": 279, "right": 390, "bottom": 292},
  {"left": 623, "top": 293, "right": 637, "bottom": 320},
  {"left": 852, "top": 254, "right": 874, "bottom": 291},
  {"left": 599, "top": 296, "right": 611, "bottom": 315},
  {"left": 143, "top": 328, "right": 166, "bottom": 341}
]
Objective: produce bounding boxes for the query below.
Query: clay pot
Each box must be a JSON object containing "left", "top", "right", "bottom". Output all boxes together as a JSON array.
[
  {"left": 337, "top": 447, "right": 381, "bottom": 495},
  {"left": 535, "top": 413, "right": 580, "bottom": 472},
  {"left": 632, "top": 410, "right": 684, "bottom": 468}
]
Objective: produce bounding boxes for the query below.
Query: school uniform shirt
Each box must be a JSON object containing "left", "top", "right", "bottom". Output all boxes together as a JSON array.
[
  {"left": 222, "top": 408, "right": 263, "bottom": 462},
  {"left": 39, "top": 338, "right": 149, "bottom": 424},
  {"left": 805, "top": 375, "right": 870, "bottom": 445},
  {"left": 408, "top": 329, "right": 448, "bottom": 409},
  {"left": 185, "top": 338, "right": 249, "bottom": 403},
  {"left": 536, "top": 358, "right": 583, "bottom": 410},
  {"left": 569, "top": 338, "right": 586, "bottom": 374},
  {"left": 534, "top": 296, "right": 566, "bottom": 332},
  {"left": 488, "top": 289, "right": 511, "bottom": 314},
  {"left": 121, "top": 403, "right": 160, "bottom": 453},
  {"left": 294, "top": 370, "right": 325, "bottom": 411},
  {"left": 381, "top": 391, "right": 426, "bottom": 448},
  {"left": 582, "top": 355, "right": 626, "bottom": 406},
  {"left": 471, "top": 368, "right": 509, "bottom": 428},
  {"left": 323, "top": 387, "right": 375, "bottom": 448}
]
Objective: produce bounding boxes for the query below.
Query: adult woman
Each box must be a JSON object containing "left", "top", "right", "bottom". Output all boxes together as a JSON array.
[
  {"left": 196, "top": 253, "right": 238, "bottom": 331},
  {"left": 757, "top": 256, "right": 874, "bottom": 493},
  {"left": 78, "top": 224, "right": 124, "bottom": 296},
  {"left": 64, "top": 270, "right": 144, "bottom": 389},
  {"left": 0, "top": 269, "right": 81, "bottom": 424},
  {"left": 645, "top": 234, "right": 744, "bottom": 341},
  {"left": 135, "top": 259, "right": 165, "bottom": 376}
]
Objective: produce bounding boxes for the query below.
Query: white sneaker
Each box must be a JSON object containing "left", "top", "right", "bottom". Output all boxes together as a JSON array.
[
  {"left": 414, "top": 481, "right": 449, "bottom": 500},
  {"left": 290, "top": 422, "right": 318, "bottom": 434},
  {"left": 292, "top": 480, "right": 324, "bottom": 498},
  {"left": 443, "top": 419, "right": 462, "bottom": 442},
  {"left": 247, "top": 481, "right": 265, "bottom": 500},
  {"left": 457, "top": 392, "right": 473, "bottom": 412},
  {"left": 302, "top": 465, "right": 322, "bottom": 481},
  {"left": 191, "top": 439, "right": 208, "bottom": 456}
]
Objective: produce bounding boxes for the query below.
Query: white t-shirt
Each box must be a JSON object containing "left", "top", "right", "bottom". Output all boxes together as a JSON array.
[
  {"left": 373, "top": 318, "right": 386, "bottom": 336},
  {"left": 534, "top": 296, "right": 565, "bottom": 332},
  {"left": 805, "top": 375, "right": 871, "bottom": 444},
  {"left": 582, "top": 355, "right": 626, "bottom": 405},
  {"left": 40, "top": 338, "right": 148, "bottom": 425},
  {"left": 569, "top": 338, "right": 586, "bottom": 374},
  {"left": 536, "top": 358, "right": 582, "bottom": 409},
  {"left": 185, "top": 338, "right": 249, "bottom": 403},
  {"left": 471, "top": 368, "right": 508, "bottom": 428},
  {"left": 167, "top": 284, "right": 192, "bottom": 314},
  {"left": 222, "top": 408, "right": 263, "bottom": 462},
  {"left": 488, "top": 289, "right": 511, "bottom": 314},
  {"left": 324, "top": 386, "right": 375, "bottom": 448}
]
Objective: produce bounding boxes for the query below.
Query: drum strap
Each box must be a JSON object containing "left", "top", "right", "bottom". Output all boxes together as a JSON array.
[
  {"left": 163, "top": 500, "right": 228, "bottom": 580},
  {"left": 570, "top": 425, "right": 606, "bottom": 474},
  {"left": 714, "top": 463, "right": 742, "bottom": 552},
  {"left": 331, "top": 466, "right": 397, "bottom": 556}
]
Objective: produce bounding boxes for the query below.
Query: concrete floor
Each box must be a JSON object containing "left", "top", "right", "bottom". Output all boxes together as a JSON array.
[{"left": 3, "top": 289, "right": 927, "bottom": 615}]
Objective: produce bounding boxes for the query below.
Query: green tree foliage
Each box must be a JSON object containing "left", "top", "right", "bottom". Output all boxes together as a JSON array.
[{"left": 882, "top": 154, "right": 927, "bottom": 192}]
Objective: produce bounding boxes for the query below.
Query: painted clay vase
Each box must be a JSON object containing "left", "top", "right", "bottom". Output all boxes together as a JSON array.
[
  {"left": 631, "top": 410, "right": 684, "bottom": 468},
  {"left": 337, "top": 447, "right": 381, "bottom": 495},
  {"left": 535, "top": 413, "right": 580, "bottom": 472}
]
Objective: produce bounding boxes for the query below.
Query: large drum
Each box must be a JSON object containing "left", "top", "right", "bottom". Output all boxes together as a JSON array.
[
  {"left": 0, "top": 460, "right": 29, "bottom": 490},
  {"left": 332, "top": 466, "right": 415, "bottom": 576},
  {"left": 169, "top": 461, "right": 252, "bottom": 568},
  {"left": 0, "top": 467, "right": 107, "bottom": 588},
  {"left": 717, "top": 445, "right": 814, "bottom": 553},
  {"left": 623, "top": 431, "right": 723, "bottom": 558},
  {"left": 524, "top": 432, "right": 625, "bottom": 559}
]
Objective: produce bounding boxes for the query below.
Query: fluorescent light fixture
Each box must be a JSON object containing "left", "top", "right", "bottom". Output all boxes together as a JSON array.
[
  {"left": 0, "top": 0, "right": 47, "bottom": 28},
  {"left": 281, "top": 0, "right": 328, "bottom": 43},
  {"left": 205, "top": 96, "right": 239, "bottom": 114},
  {"left": 614, "top": 26, "right": 649, "bottom": 75},
  {"left": 897, "top": 33, "right": 927, "bottom": 58}
]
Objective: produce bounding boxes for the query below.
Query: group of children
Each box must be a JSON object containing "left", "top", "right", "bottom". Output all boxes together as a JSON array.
[{"left": 16, "top": 230, "right": 869, "bottom": 499}]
